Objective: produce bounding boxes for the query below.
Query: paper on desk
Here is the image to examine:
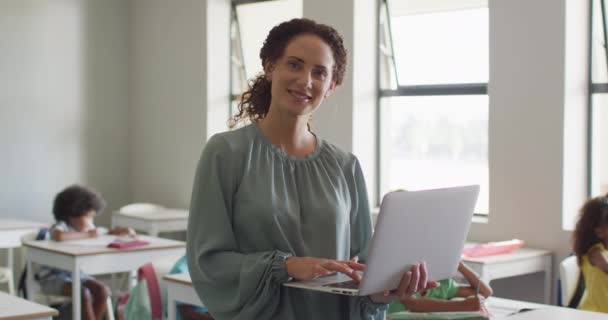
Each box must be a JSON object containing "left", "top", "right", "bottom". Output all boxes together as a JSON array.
[{"left": 62, "top": 235, "right": 117, "bottom": 246}]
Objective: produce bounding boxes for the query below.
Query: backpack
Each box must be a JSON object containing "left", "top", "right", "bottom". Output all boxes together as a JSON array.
[{"left": 117, "top": 262, "right": 163, "bottom": 320}]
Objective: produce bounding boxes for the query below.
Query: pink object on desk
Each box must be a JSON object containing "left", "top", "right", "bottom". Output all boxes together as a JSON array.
[
  {"left": 462, "top": 239, "right": 525, "bottom": 258},
  {"left": 108, "top": 240, "right": 150, "bottom": 249}
]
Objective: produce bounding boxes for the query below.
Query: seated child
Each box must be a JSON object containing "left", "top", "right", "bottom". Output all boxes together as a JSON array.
[
  {"left": 38, "top": 185, "right": 135, "bottom": 320},
  {"left": 573, "top": 193, "right": 608, "bottom": 313},
  {"left": 168, "top": 256, "right": 214, "bottom": 320},
  {"left": 388, "top": 261, "right": 493, "bottom": 313}
]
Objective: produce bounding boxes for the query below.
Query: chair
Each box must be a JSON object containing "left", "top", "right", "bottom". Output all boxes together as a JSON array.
[
  {"left": 559, "top": 255, "right": 582, "bottom": 307},
  {"left": 20, "top": 231, "right": 115, "bottom": 320}
]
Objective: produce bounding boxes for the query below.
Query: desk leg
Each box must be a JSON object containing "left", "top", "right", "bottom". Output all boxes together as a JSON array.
[
  {"left": 167, "top": 287, "right": 176, "bottom": 320},
  {"left": 7, "top": 248, "right": 14, "bottom": 295},
  {"left": 543, "top": 255, "right": 552, "bottom": 304},
  {"left": 7, "top": 248, "right": 13, "bottom": 271},
  {"left": 26, "top": 258, "right": 34, "bottom": 301},
  {"left": 130, "top": 270, "right": 137, "bottom": 289},
  {"left": 72, "top": 265, "right": 81, "bottom": 320}
]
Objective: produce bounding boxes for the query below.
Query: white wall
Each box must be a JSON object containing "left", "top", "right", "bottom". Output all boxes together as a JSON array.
[
  {"left": 0, "top": 0, "right": 130, "bottom": 226},
  {"left": 304, "top": 0, "right": 378, "bottom": 204},
  {"left": 129, "top": 0, "right": 229, "bottom": 208}
]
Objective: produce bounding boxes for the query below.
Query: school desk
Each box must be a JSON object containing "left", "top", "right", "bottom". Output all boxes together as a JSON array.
[
  {"left": 0, "top": 219, "right": 47, "bottom": 294},
  {"left": 111, "top": 209, "right": 188, "bottom": 237},
  {"left": 163, "top": 273, "right": 204, "bottom": 320},
  {"left": 463, "top": 246, "right": 552, "bottom": 304},
  {"left": 23, "top": 235, "right": 185, "bottom": 320},
  {"left": 0, "top": 290, "right": 57, "bottom": 320}
]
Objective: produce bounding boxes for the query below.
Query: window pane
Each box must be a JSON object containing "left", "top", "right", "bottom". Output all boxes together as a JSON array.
[
  {"left": 236, "top": 0, "right": 302, "bottom": 81},
  {"left": 592, "top": 94, "right": 608, "bottom": 196},
  {"left": 387, "top": 1, "right": 488, "bottom": 85},
  {"left": 379, "top": 95, "right": 489, "bottom": 213},
  {"left": 592, "top": 0, "right": 608, "bottom": 83}
]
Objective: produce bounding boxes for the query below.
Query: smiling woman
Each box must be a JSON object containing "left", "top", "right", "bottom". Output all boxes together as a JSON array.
[{"left": 186, "top": 18, "right": 435, "bottom": 320}]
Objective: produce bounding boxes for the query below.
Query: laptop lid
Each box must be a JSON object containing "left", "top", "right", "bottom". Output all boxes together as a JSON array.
[{"left": 358, "top": 185, "right": 479, "bottom": 296}]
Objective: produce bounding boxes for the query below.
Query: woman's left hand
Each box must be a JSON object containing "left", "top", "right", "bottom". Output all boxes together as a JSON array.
[{"left": 370, "top": 262, "right": 439, "bottom": 303}]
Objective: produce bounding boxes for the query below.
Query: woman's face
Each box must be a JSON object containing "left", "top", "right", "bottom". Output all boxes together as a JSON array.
[{"left": 265, "top": 34, "right": 337, "bottom": 117}]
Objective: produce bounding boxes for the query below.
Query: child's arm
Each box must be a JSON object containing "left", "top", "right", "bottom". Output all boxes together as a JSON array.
[
  {"left": 177, "top": 304, "right": 214, "bottom": 320},
  {"left": 401, "top": 295, "right": 481, "bottom": 313},
  {"left": 52, "top": 228, "right": 98, "bottom": 241},
  {"left": 108, "top": 227, "right": 136, "bottom": 236},
  {"left": 589, "top": 246, "right": 608, "bottom": 273},
  {"left": 454, "top": 261, "right": 493, "bottom": 298}
]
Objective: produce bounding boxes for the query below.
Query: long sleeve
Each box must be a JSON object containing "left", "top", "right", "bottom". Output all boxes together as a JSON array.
[{"left": 186, "top": 135, "right": 292, "bottom": 320}]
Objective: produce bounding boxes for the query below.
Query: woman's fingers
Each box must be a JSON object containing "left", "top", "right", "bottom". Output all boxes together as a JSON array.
[
  {"left": 418, "top": 262, "right": 428, "bottom": 291},
  {"left": 312, "top": 263, "right": 335, "bottom": 278},
  {"left": 406, "top": 264, "right": 420, "bottom": 294},
  {"left": 344, "top": 260, "right": 366, "bottom": 271},
  {"left": 396, "top": 269, "right": 413, "bottom": 298},
  {"left": 322, "top": 261, "right": 362, "bottom": 282}
]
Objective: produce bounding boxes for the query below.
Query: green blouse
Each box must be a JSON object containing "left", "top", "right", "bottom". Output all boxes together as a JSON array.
[{"left": 186, "top": 124, "right": 386, "bottom": 320}]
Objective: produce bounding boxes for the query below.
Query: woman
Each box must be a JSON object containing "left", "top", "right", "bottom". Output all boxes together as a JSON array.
[{"left": 187, "top": 18, "right": 436, "bottom": 320}]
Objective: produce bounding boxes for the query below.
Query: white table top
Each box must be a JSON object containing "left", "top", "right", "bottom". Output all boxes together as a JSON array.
[
  {"left": 463, "top": 246, "right": 551, "bottom": 264},
  {"left": 0, "top": 291, "right": 58, "bottom": 319},
  {"left": 0, "top": 219, "right": 46, "bottom": 231},
  {"left": 164, "top": 272, "right": 192, "bottom": 285},
  {"left": 502, "top": 307, "right": 607, "bottom": 319},
  {"left": 113, "top": 209, "right": 188, "bottom": 221},
  {"left": 23, "top": 235, "right": 184, "bottom": 256}
]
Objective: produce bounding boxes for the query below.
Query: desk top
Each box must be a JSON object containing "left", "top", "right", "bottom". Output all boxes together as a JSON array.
[
  {"left": 0, "top": 219, "right": 46, "bottom": 231},
  {"left": 463, "top": 247, "right": 551, "bottom": 264},
  {"left": 502, "top": 307, "right": 607, "bottom": 319},
  {"left": 23, "top": 235, "right": 184, "bottom": 256},
  {"left": 113, "top": 209, "right": 188, "bottom": 221},
  {"left": 164, "top": 273, "right": 192, "bottom": 285},
  {"left": 0, "top": 291, "right": 58, "bottom": 320}
]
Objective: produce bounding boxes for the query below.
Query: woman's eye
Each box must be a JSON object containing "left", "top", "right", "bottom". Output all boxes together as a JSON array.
[
  {"left": 313, "top": 70, "right": 327, "bottom": 79},
  {"left": 288, "top": 61, "right": 299, "bottom": 70}
]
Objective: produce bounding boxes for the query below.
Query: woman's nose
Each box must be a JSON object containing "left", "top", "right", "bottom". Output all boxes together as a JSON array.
[{"left": 296, "top": 71, "right": 313, "bottom": 88}]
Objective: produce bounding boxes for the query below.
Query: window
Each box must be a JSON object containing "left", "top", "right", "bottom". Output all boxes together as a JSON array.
[
  {"left": 590, "top": 0, "right": 608, "bottom": 196},
  {"left": 378, "top": 0, "right": 489, "bottom": 214},
  {"left": 230, "top": 0, "right": 302, "bottom": 118}
]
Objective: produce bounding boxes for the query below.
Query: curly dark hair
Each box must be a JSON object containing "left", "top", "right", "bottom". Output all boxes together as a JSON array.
[
  {"left": 229, "top": 18, "right": 348, "bottom": 128},
  {"left": 52, "top": 185, "right": 106, "bottom": 222},
  {"left": 573, "top": 193, "right": 608, "bottom": 265}
]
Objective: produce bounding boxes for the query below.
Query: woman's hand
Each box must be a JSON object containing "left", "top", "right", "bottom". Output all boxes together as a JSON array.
[
  {"left": 285, "top": 256, "right": 365, "bottom": 282},
  {"left": 370, "top": 262, "right": 440, "bottom": 303}
]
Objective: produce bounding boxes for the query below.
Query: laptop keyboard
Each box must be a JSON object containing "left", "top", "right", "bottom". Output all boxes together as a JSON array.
[{"left": 323, "top": 280, "right": 359, "bottom": 289}]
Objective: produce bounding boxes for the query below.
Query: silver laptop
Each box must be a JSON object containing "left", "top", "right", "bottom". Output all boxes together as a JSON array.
[{"left": 283, "top": 185, "right": 479, "bottom": 296}]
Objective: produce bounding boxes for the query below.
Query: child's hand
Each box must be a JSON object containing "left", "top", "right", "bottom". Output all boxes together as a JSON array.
[
  {"left": 457, "top": 261, "right": 467, "bottom": 272},
  {"left": 462, "top": 295, "right": 482, "bottom": 311},
  {"left": 111, "top": 227, "right": 136, "bottom": 237},
  {"left": 87, "top": 229, "right": 99, "bottom": 238}
]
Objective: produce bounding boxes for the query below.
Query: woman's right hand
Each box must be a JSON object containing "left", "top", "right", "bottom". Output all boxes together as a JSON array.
[{"left": 285, "top": 256, "right": 365, "bottom": 282}]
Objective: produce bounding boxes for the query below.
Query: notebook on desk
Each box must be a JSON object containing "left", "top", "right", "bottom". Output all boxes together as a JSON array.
[{"left": 284, "top": 185, "right": 479, "bottom": 296}]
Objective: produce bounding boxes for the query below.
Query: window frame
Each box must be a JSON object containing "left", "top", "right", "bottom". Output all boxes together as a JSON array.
[
  {"left": 376, "top": 0, "right": 489, "bottom": 214},
  {"left": 588, "top": 0, "right": 608, "bottom": 196}
]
